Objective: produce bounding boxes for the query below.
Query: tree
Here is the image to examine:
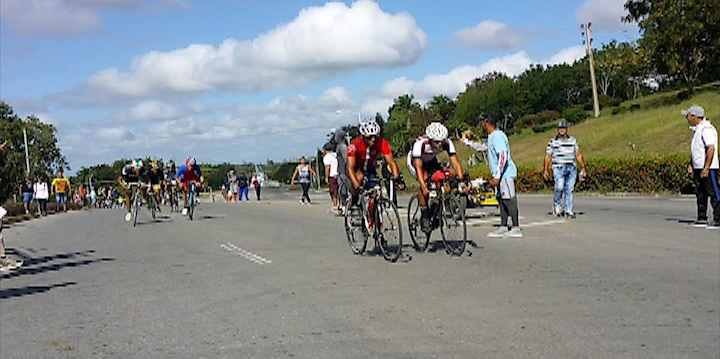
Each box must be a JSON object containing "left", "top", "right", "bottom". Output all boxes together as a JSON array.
[
  {"left": 625, "top": 0, "right": 720, "bottom": 91},
  {"left": 426, "top": 95, "right": 457, "bottom": 135},
  {"left": 0, "top": 102, "right": 68, "bottom": 203}
]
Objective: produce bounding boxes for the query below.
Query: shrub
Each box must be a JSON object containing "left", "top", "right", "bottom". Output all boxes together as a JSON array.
[
  {"left": 516, "top": 110, "right": 560, "bottom": 129},
  {"left": 562, "top": 105, "right": 590, "bottom": 124},
  {"left": 629, "top": 103, "right": 641, "bottom": 111},
  {"left": 466, "top": 154, "right": 694, "bottom": 194}
]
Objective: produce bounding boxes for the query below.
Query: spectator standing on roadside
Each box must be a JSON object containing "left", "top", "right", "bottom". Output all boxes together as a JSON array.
[
  {"left": 51, "top": 170, "right": 71, "bottom": 212},
  {"left": 252, "top": 172, "right": 263, "bottom": 200},
  {"left": 20, "top": 171, "right": 34, "bottom": 215},
  {"left": 684, "top": 105, "right": 720, "bottom": 228},
  {"left": 227, "top": 169, "right": 238, "bottom": 202},
  {"left": 34, "top": 175, "right": 49, "bottom": 216},
  {"left": 465, "top": 115, "right": 522, "bottom": 238},
  {"left": 78, "top": 184, "right": 87, "bottom": 208},
  {"left": 335, "top": 129, "right": 350, "bottom": 212},
  {"left": 323, "top": 144, "right": 340, "bottom": 213},
  {"left": 543, "top": 120, "right": 587, "bottom": 218},
  {"left": 290, "top": 156, "right": 318, "bottom": 204},
  {"left": 237, "top": 172, "right": 249, "bottom": 202}
]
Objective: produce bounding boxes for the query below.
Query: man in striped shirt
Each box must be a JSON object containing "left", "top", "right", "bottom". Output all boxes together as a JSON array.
[{"left": 543, "top": 120, "right": 587, "bottom": 218}]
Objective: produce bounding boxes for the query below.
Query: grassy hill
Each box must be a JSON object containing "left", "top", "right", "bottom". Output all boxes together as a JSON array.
[{"left": 452, "top": 84, "right": 720, "bottom": 172}]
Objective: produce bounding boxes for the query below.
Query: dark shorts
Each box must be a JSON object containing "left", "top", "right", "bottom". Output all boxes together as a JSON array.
[
  {"left": 328, "top": 177, "right": 338, "bottom": 196},
  {"left": 22, "top": 192, "right": 33, "bottom": 203},
  {"left": 56, "top": 192, "right": 67, "bottom": 204}
]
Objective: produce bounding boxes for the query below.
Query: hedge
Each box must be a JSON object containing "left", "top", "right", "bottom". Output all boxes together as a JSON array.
[{"left": 467, "top": 154, "right": 694, "bottom": 194}]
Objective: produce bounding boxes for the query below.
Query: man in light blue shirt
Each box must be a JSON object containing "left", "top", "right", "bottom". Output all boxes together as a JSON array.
[{"left": 465, "top": 115, "right": 522, "bottom": 237}]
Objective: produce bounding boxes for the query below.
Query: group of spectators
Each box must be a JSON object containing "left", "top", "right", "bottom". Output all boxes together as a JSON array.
[
  {"left": 222, "top": 169, "right": 263, "bottom": 202},
  {"left": 19, "top": 169, "right": 72, "bottom": 216}
]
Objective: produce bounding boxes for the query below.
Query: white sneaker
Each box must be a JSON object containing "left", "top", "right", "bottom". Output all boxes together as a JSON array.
[
  {"left": 182, "top": 208, "right": 188, "bottom": 216},
  {"left": 507, "top": 227, "right": 523, "bottom": 237},
  {"left": 125, "top": 212, "right": 132, "bottom": 221},
  {"left": 553, "top": 205, "right": 563, "bottom": 217},
  {"left": 487, "top": 227, "right": 509, "bottom": 237}
]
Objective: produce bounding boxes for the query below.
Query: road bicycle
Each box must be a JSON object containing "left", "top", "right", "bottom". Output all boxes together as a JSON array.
[
  {"left": 343, "top": 176, "right": 403, "bottom": 262},
  {"left": 407, "top": 175, "right": 467, "bottom": 256},
  {"left": 129, "top": 183, "right": 158, "bottom": 227},
  {"left": 185, "top": 181, "right": 199, "bottom": 221}
]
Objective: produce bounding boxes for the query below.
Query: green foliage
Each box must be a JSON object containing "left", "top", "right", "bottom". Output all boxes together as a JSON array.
[
  {"left": 273, "top": 161, "right": 299, "bottom": 184},
  {"left": 516, "top": 110, "right": 561, "bottom": 129},
  {"left": 562, "top": 105, "right": 590, "bottom": 124},
  {"left": 625, "top": 0, "right": 720, "bottom": 90},
  {"left": 1, "top": 102, "right": 69, "bottom": 203},
  {"left": 469, "top": 155, "right": 693, "bottom": 194}
]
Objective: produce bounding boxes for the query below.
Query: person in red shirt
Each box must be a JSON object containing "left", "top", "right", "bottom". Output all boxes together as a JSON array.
[{"left": 346, "top": 120, "right": 400, "bottom": 202}]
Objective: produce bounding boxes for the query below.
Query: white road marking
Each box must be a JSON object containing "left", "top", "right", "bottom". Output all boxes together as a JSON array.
[
  {"left": 521, "top": 219, "right": 567, "bottom": 227},
  {"left": 220, "top": 242, "right": 272, "bottom": 265}
]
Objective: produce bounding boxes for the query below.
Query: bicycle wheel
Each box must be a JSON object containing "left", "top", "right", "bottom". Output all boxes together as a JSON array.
[
  {"left": 344, "top": 197, "right": 368, "bottom": 255},
  {"left": 149, "top": 194, "right": 156, "bottom": 221},
  {"left": 188, "top": 191, "right": 195, "bottom": 220},
  {"left": 132, "top": 189, "right": 140, "bottom": 227},
  {"left": 440, "top": 195, "right": 467, "bottom": 256},
  {"left": 407, "top": 194, "right": 431, "bottom": 251},
  {"left": 376, "top": 198, "right": 402, "bottom": 262}
]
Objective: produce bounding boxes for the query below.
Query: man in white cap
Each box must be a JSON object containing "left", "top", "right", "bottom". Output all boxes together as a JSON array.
[{"left": 684, "top": 105, "right": 719, "bottom": 228}]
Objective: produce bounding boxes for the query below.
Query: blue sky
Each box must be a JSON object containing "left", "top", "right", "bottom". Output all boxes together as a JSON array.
[{"left": 0, "top": 0, "right": 639, "bottom": 172}]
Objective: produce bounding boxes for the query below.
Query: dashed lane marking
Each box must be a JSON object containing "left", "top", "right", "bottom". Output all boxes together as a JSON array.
[{"left": 220, "top": 242, "right": 272, "bottom": 265}]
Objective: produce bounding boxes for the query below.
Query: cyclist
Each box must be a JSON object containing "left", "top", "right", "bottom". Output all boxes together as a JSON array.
[
  {"left": 148, "top": 160, "right": 164, "bottom": 210},
  {"left": 117, "top": 159, "right": 145, "bottom": 221},
  {"left": 164, "top": 160, "right": 177, "bottom": 205},
  {"left": 346, "top": 120, "right": 400, "bottom": 207},
  {"left": 407, "top": 122, "right": 465, "bottom": 232},
  {"left": 176, "top": 157, "right": 204, "bottom": 215}
]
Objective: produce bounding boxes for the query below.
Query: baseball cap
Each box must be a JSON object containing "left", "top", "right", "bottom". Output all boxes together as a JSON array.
[
  {"left": 558, "top": 119, "right": 569, "bottom": 128},
  {"left": 681, "top": 105, "right": 705, "bottom": 118}
]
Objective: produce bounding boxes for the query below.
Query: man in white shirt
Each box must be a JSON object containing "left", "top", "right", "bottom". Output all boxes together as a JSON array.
[
  {"left": 684, "top": 105, "right": 719, "bottom": 228},
  {"left": 323, "top": 144, "right": 340, "bottom": 213}
]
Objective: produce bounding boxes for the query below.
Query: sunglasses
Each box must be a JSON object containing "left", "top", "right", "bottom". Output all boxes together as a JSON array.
[
  {"left": 431, "top": 140, "right": 444, "bottom": 145},
  {"left": 363, "top": 135, "right": 377, "bottom": 140}
]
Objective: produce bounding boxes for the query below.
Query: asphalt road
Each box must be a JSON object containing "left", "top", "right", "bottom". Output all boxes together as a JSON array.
[{"left": 1, "top": 189, "right": 718, "bottom": 359}]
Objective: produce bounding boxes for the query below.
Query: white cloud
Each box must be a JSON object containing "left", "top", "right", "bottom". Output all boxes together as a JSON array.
[
  {"left": 130, "top": 100, "right": 180, "bottom": 121},
  {"left": 75, "top": 0, "right": 426, "bottom": 100},
  {"left": 360, "top": 46, "right": 587, "bottom": 117},
  {"left": 378, "top": 51, "right": 532, "bottom": 101},
  {"left": 576, "top": 0, "right": 635, "bottom": 31},
  {"left": 97, "top": 126, "right": 136, "bottom": 141},
  {"left": 0, "top": 0, "right": 190, "bottom": 36},
  {"left": 543, "top": 45, "right": 587, "bottom": 66},
  {"left": 453, "top": 20, "right": 526, "bottom": 50}
]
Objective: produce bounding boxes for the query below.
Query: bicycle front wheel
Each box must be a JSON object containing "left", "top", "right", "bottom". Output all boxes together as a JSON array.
[
  {"left": 344, "top": 197, "right": 368, "bottom": 255},
  {"left": 149, "top": 195, "right": 156, "bottom": 221},
  {"left": 132, "top": 190, "right": 141, "bottom": 227},
  {"left": 188, "top": 192, "right": 195, "bottom": 220},
  {"left": 440, "top": 195, "right": 467, "bottom": 256},
  {"left": 407, "top": 194, "right": 430, "bottom": 251},
  {"left": 376, "top": 198, "right": 402, "bottom": 262}
]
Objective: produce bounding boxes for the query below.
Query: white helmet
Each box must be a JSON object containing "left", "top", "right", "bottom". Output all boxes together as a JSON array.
[
  {"left": 359, "top": 120, "right": 380, "bottom": 137},
  {"left": 425, "top": 122, "right": 448, "bottom": 141}
]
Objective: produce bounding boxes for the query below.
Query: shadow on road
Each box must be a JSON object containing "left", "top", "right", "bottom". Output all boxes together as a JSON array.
[
  {"left": 6, "top": 249, "right": 96, "bottom": 265},
  {"left": 1, "top": 248, "right": 114, "bottom": 280},
  {"left": 0, "top": 282, "right": 77, "bottom": 299},
  {"left": 665, "top": 217, "right": 695, "bottom": 225}
]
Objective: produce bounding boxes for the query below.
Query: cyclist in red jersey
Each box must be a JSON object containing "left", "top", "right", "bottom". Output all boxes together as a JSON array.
[{"left": 346, "top": 120, "right": 400, "bottom": 202}]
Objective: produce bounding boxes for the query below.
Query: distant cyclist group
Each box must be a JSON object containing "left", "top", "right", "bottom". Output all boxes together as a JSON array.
[{"left": 118, "top": 157, "right": 203, "bottom": 224}]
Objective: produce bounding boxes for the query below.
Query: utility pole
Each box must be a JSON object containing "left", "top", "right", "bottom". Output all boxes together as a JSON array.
[
  {"left": 23, "top": 126, "right": 30, "bottom": 173},
  {"left": 582, "top": 22, "right": 600, "bottom": 118}
]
